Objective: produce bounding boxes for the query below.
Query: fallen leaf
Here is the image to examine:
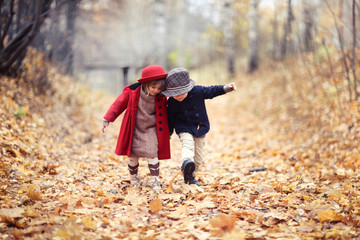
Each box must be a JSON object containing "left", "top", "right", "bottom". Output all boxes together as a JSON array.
[
  {"left": 149, "top": 198, "right": 163, "bottom": 213},
  {"left": 81, "top": 216, "right": 97, "bottom": 230},
  {"left": 210, "top": 214, "right": 238, "bottom": 236},
  {"left": 318, "top": 210, "right": 343, "bottom": 223},
  {"left": 165, "top": 171, "right": 182, "bottom": 193}
]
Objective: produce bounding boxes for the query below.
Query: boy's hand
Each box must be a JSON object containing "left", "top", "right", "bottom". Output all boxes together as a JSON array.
[
  {"left": 224, "top": 83, "right": 237, "bottom": 93},
  {"left": 102, "top": 119, "right": 109, "bottom": 133}
]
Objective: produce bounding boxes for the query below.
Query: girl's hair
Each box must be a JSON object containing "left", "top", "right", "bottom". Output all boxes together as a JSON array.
[{"left": 142, "top": 78, "right": 166, "bottom": 93}]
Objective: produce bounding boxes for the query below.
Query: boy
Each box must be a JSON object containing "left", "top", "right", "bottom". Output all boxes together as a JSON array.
[{"left": 162, "top": 68, "right": 236, "bottom": 186}]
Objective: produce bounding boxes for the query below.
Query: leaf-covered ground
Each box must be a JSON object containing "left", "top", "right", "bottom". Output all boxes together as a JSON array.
[{"left": 1, "top": 61, "right": 360, "bottom": 239}]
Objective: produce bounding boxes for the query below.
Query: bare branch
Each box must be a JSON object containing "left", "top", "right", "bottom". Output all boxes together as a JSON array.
[{"left": 324, "top": 0, "right": 353, "bottom": 101}]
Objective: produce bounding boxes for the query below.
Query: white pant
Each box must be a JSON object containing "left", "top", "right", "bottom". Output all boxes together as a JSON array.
[{"left": 178, "top": 132, "right": 205, "bottom": 173}]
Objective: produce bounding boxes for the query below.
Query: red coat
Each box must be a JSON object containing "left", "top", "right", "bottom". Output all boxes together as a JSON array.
[{"left": 103, "top": 83, "right": 171, "bottom": 160}]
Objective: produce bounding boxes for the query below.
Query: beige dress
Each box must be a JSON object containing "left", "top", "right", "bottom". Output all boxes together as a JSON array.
[{"left": 130, "top": 86, "right": 158, "bottom": 158}]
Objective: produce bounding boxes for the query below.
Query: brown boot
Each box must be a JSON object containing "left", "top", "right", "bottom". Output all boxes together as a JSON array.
[
  {"left": 128, "top": 164, "right": 140, "bottom": 187},
  {"left": 149, "top": 162, "right": 161, "bottom": 191}
]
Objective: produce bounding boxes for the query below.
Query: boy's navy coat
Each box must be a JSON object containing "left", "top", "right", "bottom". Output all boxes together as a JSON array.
[{"left": 167, "top": 85, "right": 225, "bottom": 137}]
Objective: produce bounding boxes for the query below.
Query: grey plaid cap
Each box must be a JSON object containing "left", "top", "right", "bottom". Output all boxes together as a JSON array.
[{"left": 162, "top": 68, "right": 195, "bottom": 97}]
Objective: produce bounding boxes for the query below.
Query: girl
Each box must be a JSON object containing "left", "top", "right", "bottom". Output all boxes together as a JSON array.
[{"left": 102, "top": 65, "right": 171, "bottom": 191}]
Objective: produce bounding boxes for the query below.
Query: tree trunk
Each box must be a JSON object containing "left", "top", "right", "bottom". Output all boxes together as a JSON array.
[
  {"left": 272, "top": 0, "right": 279, "bottom": 60},
  {"left": 63, "top": 0, "right": 80, "bottom": 75},
  {"left": 303, "top": 0, "right": 314, "bottom": 52},
  {"left": 46, "top": 0, "right": 62, "bottom": 61},
  {"left": 280, "top": 0, "right": 294, "bottom": 59},
  {"left": 248, "top": 0, "right": 260, "bottom": 73},
  {"left": 31, "top": 0, "right": 52, "bottom": 52},
  {"left": 352, "top": 0, "right": 357, "bottom": 100},
  {"left": 325, "top": 0, "right": 352, "bottom": 101},
  {"left": 223, "top": 0, "right": 235, "bottom": 76},
  {"left": 0, "top": 0, "right": 15, "bottom": 48},
  {"left": 0, "top": 0, "right": 45, "bottom": 74}
]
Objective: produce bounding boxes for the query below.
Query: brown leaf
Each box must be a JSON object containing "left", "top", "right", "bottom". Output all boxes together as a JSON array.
[
  {"left": 26, "top": 184, "right": 42, "bottom": 201},
  {"left": 210, "top": 214, "right": 238, "bottom": 236},
  {"left": 149, "top": 198, "right": 163, "bottom": 213}
]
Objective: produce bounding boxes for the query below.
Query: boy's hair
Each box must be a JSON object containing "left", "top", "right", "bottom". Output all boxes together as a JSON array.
[{"left": 143, "top": 78, "right": 166, "bottom": 92}]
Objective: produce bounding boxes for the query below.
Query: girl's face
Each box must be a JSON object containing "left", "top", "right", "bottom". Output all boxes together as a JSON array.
[
  {"left": 173, "top": 93, "right": 188, "bottom": 102},
  {"left": 147, "top": 83, "right": 163, "bottom": 96}
]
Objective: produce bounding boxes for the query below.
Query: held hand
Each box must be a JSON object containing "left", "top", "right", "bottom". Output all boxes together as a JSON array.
[{"left": 102, "top": 119, "right": 109, "bottom": 133}]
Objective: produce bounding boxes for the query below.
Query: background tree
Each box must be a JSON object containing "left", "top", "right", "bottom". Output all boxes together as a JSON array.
[
  {"left": 0, "top": 0, "right": 52, "bottom": 75},
  {"left": 280, "top": 0, "right": 294, "bottom": 59},
  {"left": 247, "top": 0, "right": 260, "bottom": 73},
  {"left": 302, "top": 0, "right": 316, "bottom": 52},
  {"left": 222, "top": 0, "right": 235, "bottom": 76}
]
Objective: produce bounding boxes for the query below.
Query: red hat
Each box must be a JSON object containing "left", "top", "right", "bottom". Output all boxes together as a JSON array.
[{"left": 138, "top": 65, "right": 168, "bottom": 83}]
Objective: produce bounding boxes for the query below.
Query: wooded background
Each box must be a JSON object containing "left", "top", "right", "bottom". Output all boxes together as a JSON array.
[
  {"left": 0, "top": 0, "right": 359, "bottom": 96},
  {"left": 1, "top": 1, "right": 360, "bottom": 238}
]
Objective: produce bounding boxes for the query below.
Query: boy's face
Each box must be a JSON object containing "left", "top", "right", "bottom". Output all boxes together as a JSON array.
[{"left": 173, "top": 93, "right": 188, "bottom": 102}]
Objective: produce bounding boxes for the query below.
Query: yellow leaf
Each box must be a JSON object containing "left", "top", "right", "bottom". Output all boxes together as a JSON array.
[
  {"left": 149, "top": 198, "right": 163, "bottom": 213},
  {"left": 81, "top": 216, "right": 97, "bottom": 230},
  {"left": 318, "top": 210, "right": 343, "bottom": 223}
]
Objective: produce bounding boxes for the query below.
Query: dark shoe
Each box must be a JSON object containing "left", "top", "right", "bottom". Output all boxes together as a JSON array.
[
  {"left": 181, "top": 159, "right": 195, "bottom": 184},
  {"left": 188, "top": 178, "right": 201, "bottom": 186}
]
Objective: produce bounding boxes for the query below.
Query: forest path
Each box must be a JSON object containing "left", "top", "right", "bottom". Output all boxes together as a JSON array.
[{"left": 1, "top": 74, "right": 359, "bottom": 239}]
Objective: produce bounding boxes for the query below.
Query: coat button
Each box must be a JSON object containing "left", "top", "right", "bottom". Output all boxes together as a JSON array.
[
  {"left": 159, "top": 113, "right": 163, "bottom": 116},
  {"left": 159, "top": 121, "right": 163, "bottom": 124},
  {"left": 159, "top": 128, "right": 163, "bottom": 131},
  {"left": 195, "top": 113, "right": 199, "bottom": 117},
  {"left": 157, "top": 99, "right": 160, "bottom": 102},
  {"left": 158, "top": 106, "right": 162, "bottom": 109}
]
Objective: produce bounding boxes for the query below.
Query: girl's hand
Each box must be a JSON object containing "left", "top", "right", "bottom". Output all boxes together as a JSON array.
[
  {"left": 102, "top": 119, "right": 109, "bottom": 133},
  {"left": 224, "top": 83, "right": 237, "bottom": 92}
]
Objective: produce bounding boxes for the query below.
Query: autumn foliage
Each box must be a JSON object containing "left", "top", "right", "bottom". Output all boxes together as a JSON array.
[{"left": 1, "top": 50, "right": 360, "bottom": 239}]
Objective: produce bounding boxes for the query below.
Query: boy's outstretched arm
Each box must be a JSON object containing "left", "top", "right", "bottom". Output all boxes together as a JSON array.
[{"left": 224, "top": 83, "right": 237, "bottom": 93}]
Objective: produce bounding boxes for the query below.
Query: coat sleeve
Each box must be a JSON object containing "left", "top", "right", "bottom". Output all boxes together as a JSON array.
[
  {"left": 103, "top": 88, "right": 130, "bottom": 122},
  {"left": 200, "top": 85, "right": 226, "bottom": 99},
  {"left": 167, "top": 99, "right": 175, "bottom": 136}
]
